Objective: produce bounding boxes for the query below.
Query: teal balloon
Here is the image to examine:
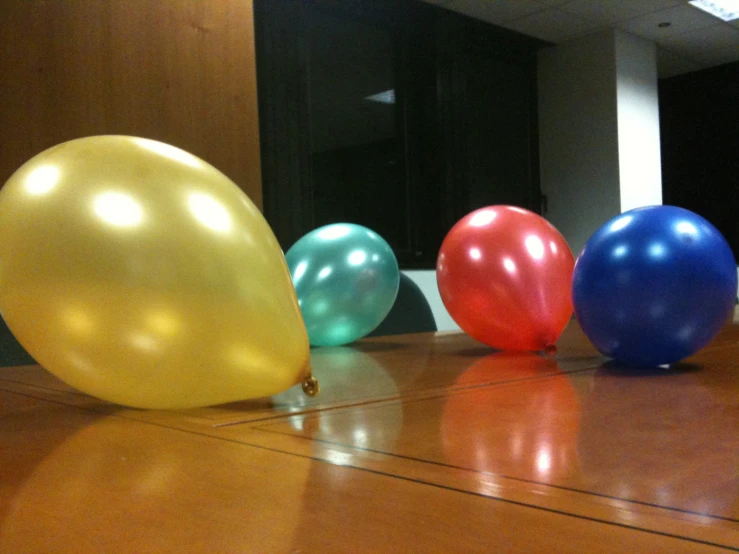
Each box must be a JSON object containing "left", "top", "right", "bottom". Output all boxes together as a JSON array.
[{"left": 286, "top": 224, "right": 400, "bottom": 347}]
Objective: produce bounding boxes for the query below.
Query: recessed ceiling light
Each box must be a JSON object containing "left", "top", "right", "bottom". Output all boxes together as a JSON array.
[
  {"left": 688, "top": 0, "right": 739, "bottom": 21},
  {"left": 365, "top": 89, "right": 395, "bottom": 104}
]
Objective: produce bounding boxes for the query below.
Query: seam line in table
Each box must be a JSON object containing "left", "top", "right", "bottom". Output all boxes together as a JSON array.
[
  {"left": 3, "top": 386, "right": 737, "bottom": 551},
  {"left": 251, "top": 426, "right": 739, "bottom": 526}
]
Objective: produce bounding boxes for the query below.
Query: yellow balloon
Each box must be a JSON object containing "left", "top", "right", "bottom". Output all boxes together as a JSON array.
[{"left": 0, "top": 136, "right": 315, "bottom": 409}]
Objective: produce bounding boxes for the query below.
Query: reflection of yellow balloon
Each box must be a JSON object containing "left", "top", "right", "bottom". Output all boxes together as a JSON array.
[
  {"left": 0, "top": 416, "right": 309, "bottom": 552},
  {"left": 0, "top": 136, "right": 311, "bottom": 409}
]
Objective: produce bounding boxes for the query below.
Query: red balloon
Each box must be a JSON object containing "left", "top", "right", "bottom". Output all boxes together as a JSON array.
[{"left": 437, "top": 206, "right": 574, "bottom": 351}]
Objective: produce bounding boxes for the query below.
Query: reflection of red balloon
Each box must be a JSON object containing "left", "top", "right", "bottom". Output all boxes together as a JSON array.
[
  {"left": 442, "top": 353, "right": 581, "bottom": 482},
  {"left": 437, "top": 206, "right": 574, "bottom": 351}
]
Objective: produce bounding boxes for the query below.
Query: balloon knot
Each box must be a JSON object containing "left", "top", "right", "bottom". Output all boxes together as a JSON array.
[
  {"left": 302, "top": 376, "right": 320, "bottom": 397},
  {"left": 544, "top": 344, "right": 558, "bottom": 356}
]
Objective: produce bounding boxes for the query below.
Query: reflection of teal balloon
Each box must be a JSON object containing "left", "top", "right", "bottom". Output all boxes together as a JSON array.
[{"left": 286, "top": 224, "right": 400, "bottom": 346}]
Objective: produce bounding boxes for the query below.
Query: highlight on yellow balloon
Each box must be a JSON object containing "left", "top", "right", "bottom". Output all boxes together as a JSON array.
[{"left": 0, "top": 136, "right": 315, "bottom": 409}]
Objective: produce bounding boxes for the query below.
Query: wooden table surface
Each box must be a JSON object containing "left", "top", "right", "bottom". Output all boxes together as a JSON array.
[{"left": 1, "top": 317, "right": 737, "bottom": 553}]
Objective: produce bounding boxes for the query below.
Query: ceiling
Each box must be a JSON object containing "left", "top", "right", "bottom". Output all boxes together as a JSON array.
[{"left": 422, "top": 0, "right": 739, "bottom": 77}]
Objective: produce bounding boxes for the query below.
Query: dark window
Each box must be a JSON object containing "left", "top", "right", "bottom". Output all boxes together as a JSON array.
[
  {"left": 308, "top": 11, "right": 409, "bottom": 254},
  {"left": 255, "top": 0, "right": 545, "bottom": 268},
  {"left": 660, "top": 61, "right": 739, "bottom": 258}
]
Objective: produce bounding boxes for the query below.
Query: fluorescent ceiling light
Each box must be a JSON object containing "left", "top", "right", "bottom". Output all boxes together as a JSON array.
[
  {"left": 688, "top": 0, "right": 739, "bottom": 21},
  {"left": 365, "top": 89, "right": 395, "bottom": 104}
]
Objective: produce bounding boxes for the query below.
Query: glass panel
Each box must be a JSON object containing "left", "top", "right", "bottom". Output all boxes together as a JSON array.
[
  {"left": 464, "top": 55, "right": 534, "bottom": 211},
  {"left": 307, "top": 9, "right": 408, "bottom": 251}
]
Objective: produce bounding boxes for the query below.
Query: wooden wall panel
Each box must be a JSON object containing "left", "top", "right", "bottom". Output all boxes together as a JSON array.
[{"left": 0, "top": 0, "right": 262, "bottom": 207}]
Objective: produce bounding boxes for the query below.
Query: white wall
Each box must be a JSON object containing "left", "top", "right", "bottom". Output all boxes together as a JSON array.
[
  {"left": 538, "top": 29, "right": 662, "bottom": 256},
  {"left": 538, "top": 30, "right": 621, "bottom": 256},
  {"left": 615, "top": 32, "right": 663, "bottom": 211},
  {"left": 403, "top": 270, "right": 460, "bottom": 332}
]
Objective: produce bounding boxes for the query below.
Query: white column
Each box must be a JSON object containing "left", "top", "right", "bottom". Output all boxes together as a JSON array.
[{"left": 615, "top": 31, "right": 662, "bottom": 212}]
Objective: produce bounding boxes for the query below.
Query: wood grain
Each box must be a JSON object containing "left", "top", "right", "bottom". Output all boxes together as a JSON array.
[
  {"left": 0, "top": 390, "right": 732, "bottom": 553},
  {"left": 1, "top": 319, "right": 737, "bottom": 552},
  {"left": 0, "top": 0, "right": 262, "bottom": 205}
]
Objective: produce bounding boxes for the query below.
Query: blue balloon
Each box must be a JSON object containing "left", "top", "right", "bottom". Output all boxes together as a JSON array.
[
  {"left": 572, "top": 206, "right": 736, "bottom": 366},
  {"left": 286, "top": 223, "right": 400, "bottom": 347}
]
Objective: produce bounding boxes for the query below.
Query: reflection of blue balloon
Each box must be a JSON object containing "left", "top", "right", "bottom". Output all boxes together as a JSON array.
[
  {"left": 286, "top": 224, "right": 400, "bottom": 347},
  {"left": 573, "top": 206, "right": 736, "bottom": 366}
]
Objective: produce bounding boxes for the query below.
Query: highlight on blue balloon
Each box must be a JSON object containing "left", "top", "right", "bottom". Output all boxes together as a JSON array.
[
  {"left": 286, "top": 223, "right": 400, "bottom": 347},
  {"left": 572, "top": 205, "right": 737, "bottom": 367}
]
